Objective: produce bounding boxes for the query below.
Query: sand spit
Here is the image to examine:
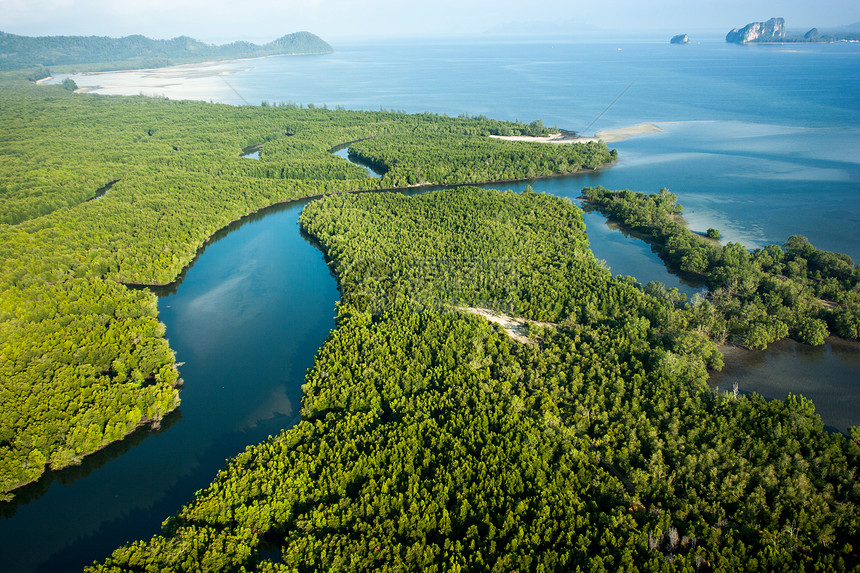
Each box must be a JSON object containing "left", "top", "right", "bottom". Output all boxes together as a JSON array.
[
  {"left": 595, "top": 122, "right": 663, "bottom": 142},
  {"left": 490, "top": 122, "right": 663, "bottom": 145}
]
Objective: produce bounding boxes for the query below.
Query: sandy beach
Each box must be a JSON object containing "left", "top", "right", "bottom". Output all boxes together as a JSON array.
[
  {"left": 38, "top": 58, "right": 260, "bottom": 100},
  {"left": 489, "top": 132, "right": 598, "bottom": 144},
  {"left": 490, "top": 122, "right": 664, "bottom": 144}
]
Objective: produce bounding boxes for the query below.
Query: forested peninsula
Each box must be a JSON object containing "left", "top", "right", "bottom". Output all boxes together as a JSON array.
[
  {"left": 580, "top": 186, "right": 860, "bottom": 350},
  {"left": 1, "top": 61, "right": 859, "bottom": 571},
  {"left": 0, "top": 31, "right": 333, "bottom": 72}
]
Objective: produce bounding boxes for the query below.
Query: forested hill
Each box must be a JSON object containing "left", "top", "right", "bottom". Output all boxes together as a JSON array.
[{"left": 0, "top": 30, "right": 333, "bottom": 71}]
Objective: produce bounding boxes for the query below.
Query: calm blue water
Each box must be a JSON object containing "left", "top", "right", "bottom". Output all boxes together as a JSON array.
[
  {"left": 10, "top": 37, "right": 860, "bottom": 572},
  {"left": 0, "top": 201, "right": 338, "bottom": 572},
  {"left": 331, "top": 146, "right": 382, "bottom": 177},
  {"left": 247, "top": 39, "right": 860, "bottom": 260}
]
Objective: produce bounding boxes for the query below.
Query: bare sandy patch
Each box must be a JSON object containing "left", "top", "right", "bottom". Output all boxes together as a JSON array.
[
  {"left": 459, "top": 306, "right": 556, "bottom": 344},
  {"left": 489, "top": 132, "right": 599, "bottom": 144}
]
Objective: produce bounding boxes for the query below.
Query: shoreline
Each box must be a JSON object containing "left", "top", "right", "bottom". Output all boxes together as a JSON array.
[
  {"left": 41, "top": 51, "right": 334, "bottom": 95},
  {"left": 579, "top": 197, "right": 710, "bottom": 286},
  {"left": 39, "top": 50, "right": 331, "bottom": 79},
  {"left": 4, "top": 403, "right": 178, "bottom": 501},
  {"left": 490, "top": 132, "right": 599, "bottom": 144}
]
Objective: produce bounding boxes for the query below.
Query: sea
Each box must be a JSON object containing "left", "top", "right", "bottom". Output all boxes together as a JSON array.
[{"left": 4, "top": 35, "right": 859, "bottom": 572}]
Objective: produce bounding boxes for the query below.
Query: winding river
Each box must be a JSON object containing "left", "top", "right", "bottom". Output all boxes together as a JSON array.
[
  {"left": 3, "top": 142, "right": 859, "bottom": 573},
  {"left": 0, "top": 200, "right": 338, "bottom": 573},
  {"left": 7, "top": 37, "right": 860, "bottom": 572}
]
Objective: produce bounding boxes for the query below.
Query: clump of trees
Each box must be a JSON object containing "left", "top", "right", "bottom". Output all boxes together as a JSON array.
[
  {"left": 348, "top": 134, "right": 614, "bottom": 187},
  {"left": 581, "top": 186, "right": 860, "bottom": 349}
]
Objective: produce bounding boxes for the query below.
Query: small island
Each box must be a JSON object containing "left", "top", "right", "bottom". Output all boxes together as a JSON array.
[
  {"left": 726, "top": 17, "right": 860, "bottom": 43},
  {"left": 670, "top": 34, "right": 690, "bottom": 45}
]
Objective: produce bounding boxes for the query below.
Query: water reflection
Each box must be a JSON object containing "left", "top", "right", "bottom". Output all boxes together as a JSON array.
[
  {"left": 480, "top": 177, "right": 706, "bottom": 298},
  {"left": 0, "top": 410, "right": 181, "bottom": 521},
  {"left": 330, "top": 145, "right": 383, "bottom": 177},
  {"left": 0, "top": 199, "right": 339, "bottom": 573},
  {"left": 710, "top": 338, "right": 860, "bottom": 433}
]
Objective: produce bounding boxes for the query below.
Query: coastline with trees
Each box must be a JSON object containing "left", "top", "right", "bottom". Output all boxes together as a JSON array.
[
  {"left": 0, "top": 37, "right": 858, "bottom": 570},
  {"left": 580, "top": 186, "right": 860, "bottom": 350},
  {"left": 89, "top": 186, "right": 860, "bottom": 572}
]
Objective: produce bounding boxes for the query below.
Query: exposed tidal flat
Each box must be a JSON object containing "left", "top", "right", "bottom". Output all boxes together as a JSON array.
[
  {"left": 47, "top": 59, "right": 260, "bottom": 99},
  {"left": 5, "top": 36, "right": 859, "bottom": 571}
]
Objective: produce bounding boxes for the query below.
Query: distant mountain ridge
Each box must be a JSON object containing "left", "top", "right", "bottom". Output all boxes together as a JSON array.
[{"left": 0, "top": 30, "right": 333, "bottom": 71}]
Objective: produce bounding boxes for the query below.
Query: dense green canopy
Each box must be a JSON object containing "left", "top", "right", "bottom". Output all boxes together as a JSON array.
[
  {"left": 92, "top": 188, "right": 860, "bottom": 572},
  {"left": 1, "top": 70, "right": 857, "bottom": 572},
  {"left": 0, "top": 73, "right": 611, "bottom": 498}
]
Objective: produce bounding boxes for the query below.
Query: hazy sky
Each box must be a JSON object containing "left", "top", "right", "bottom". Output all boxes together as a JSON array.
[{"left": 3, "top": 0, "right": 860, "bottom": 43}]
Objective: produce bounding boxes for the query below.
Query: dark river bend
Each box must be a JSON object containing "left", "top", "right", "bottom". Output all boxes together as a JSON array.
[{"left": 0, "top": 199, "right": 338, "bottom": 573}]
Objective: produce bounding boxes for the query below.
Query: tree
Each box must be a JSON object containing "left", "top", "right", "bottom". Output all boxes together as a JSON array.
[{"left": 794, "top": 316, "right": 829, "bottom": 346}]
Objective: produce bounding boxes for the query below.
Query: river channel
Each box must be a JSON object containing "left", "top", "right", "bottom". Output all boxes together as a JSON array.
[
  {"left": 3, "top": 141, "right": 858, "bottom": 573},
  {"left": 0, "top": 199, "right": 338, "bottom": 573}
]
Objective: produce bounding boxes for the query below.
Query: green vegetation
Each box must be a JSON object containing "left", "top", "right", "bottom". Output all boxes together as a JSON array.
[
  {"left": 0, "top": 72, "right": 608, "bottom": 498},
  {"left": 91, "top": 188, "right": 860, "bottom": 572},
  {"left": 3, "top": 58, "right": 858, "bottom": 571},
  {"left": 580, "top": 186, "right": 860, "bottom": 349},
  {"left": 0, "top": 31, "right": 333, "bottom": 72},
  {"left": 349, "top": 134, "right": 614, "bottom": 186}
]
